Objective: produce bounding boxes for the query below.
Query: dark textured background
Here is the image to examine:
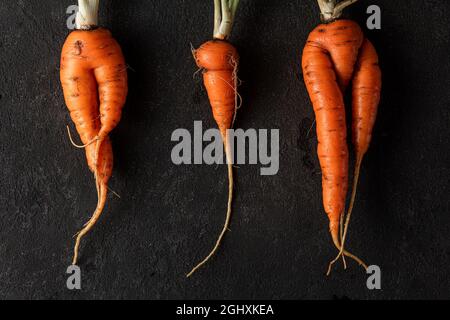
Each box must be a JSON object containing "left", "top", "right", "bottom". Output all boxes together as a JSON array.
[{"left": 0, "top": 0, "right": 449, "bottom": 300}]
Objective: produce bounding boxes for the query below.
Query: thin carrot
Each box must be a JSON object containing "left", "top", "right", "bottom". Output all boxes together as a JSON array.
[
  {"left": 187, "top": 0, "right": 240, "bottom": 277},
  {"left": 334, "top": 38, "right": 381, "bottom": 267},
  {"left": 302, "top": 0, "right": 375, "bottom": 274},
  {"left": 60, "top": 0, "right": 127, "bottom": 265}
]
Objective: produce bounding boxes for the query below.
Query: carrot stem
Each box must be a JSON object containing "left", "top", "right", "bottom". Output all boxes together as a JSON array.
[
  {"left": 316, "top": 0, "right": 359, "bottom": 22},
  {"left": 213, "top": 0, "right": 240, "bottom": 40},
  {"left": 231, "top": 0, "right": 240, "bottom": 21},
  {"left": 317, "top": 0, "right": 336, "bottom": 22},
  {"left": 76, "top": 0, "right": 100, "bottom": 30},
  {"left": 213, "top": 0, "right": 222, "bottom": 37},
  {"left": 187, "top": 137, "right": 234, "bottom": 277}
]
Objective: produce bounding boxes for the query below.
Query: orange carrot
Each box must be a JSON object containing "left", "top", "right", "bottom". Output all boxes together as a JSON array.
[
  {"left": 302, "top": 0, "right": 379, "bottom": 274},
  {"left": 337, "top": 38, "right": 381, "bottom": 266},
  {"left": 60, "top": 1, "right": 127, "bottom": 265},
  {"left": 187, "top": 0, "right": 240, "bottom": 277}
]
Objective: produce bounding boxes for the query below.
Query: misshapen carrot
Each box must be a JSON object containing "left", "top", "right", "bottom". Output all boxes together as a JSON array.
[
  {"left": 60, "top": 0, "right": 127, "bottom": 265},
  {"left": 187, "top": 0, "right": 240, "bottom": 277},
  {"left": 303, "top": 19, "right": 363, "bottom": 246},
  {"left": 302, "top": 20, "right": 364, "bottom": 268},
  {"left": 195, "top": 40, "right": 239, "bottom": 140},
  {"left": 302, "top": 0, "right": 380, "bottom": 274}
]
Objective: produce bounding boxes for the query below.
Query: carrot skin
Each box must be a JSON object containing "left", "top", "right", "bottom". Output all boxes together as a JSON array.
[
  {"left": 352, "top": 39, "right": 382, "bottom": 157},
  {"left": 306, "top": 20, "right": 363, "bottom": 92},
  {"left": 60, "top": 27, "right": 127, "bottom": 160},
  {"left": 195, "top": 40, "right": 239, "bottom": 139},
  {"left": 203, "top": 70, "right": 236, "bottom": 137},
  {"left": 195, "top": 40, "right": 239, "bottom": 71},
  {"left": 85, "top": 137, "right": 113, "bottom": 185}
]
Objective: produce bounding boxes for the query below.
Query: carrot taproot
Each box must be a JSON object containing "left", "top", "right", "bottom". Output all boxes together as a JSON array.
[
  {"left": 60, "top": 0, "right": 127, "bottom": 265},
  {"left": 187, "top": 0, "right": 240, "bottom": 277},
  {"left": 302, "top": 0, "right": 374, "bottom": 274}
]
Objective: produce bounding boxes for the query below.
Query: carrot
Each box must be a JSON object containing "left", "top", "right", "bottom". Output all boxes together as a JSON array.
[
  {"left": 302, "top": 0, "right": 380, "bottom": 274},
  {"left": 187, "top": 0, "right": 240, "bottom": 277},
  {"left": 60, "top": 0, "right": 127, "bottom": 265},
  {"left": 335, "top": 38, "right": 381, "bottom": 268}
]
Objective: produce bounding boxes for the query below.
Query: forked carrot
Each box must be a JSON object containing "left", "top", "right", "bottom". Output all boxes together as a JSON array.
[
  {"left": 302, "top": 0, "right": 380, "bottom": 274},
  {"left": 60, "top": 0, "right": 127, "bottom": 264}
]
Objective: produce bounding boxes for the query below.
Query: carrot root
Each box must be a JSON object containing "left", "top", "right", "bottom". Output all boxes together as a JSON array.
[
  {"left": 187, "top": 142, "right": 234, "bottom": 277},
  {"left": 339, "top": 206, "right": 347, "bottom": 268},
  {"left": 72, "top": 182, "right": 107, "bottom": 265},
  {"left": 230, "top": 55, "right": 241, "bottom": 127},
  {"left": 66, "top": 125, "right": 98, "bottom": 149},
  {"left": 341, "top": 156, "right": 363, "bottom": 247},
  {"left": 328, "top": 155, "right": 365, "bottom": 273},
  {"left": 327, "top": 156, "right": 367, "bottom": 276},
  {"left": 327, "top": 229, "right": 367, "bottom": 276}
]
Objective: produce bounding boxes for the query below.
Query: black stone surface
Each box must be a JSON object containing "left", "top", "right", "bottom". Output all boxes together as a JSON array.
[{"left": 0, "top": 0, "right": 449, "bottom": 300}]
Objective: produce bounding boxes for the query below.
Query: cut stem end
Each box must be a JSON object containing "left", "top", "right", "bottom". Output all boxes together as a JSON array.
[
  {"left": 213, "top": 0, "right": 240, "bottom": 40},
  {"left": 76, "top": 0, "right": 100, "bottom": 30},
  {"left": 316, "top": 0, "right": 359, "bottom": 22}
]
